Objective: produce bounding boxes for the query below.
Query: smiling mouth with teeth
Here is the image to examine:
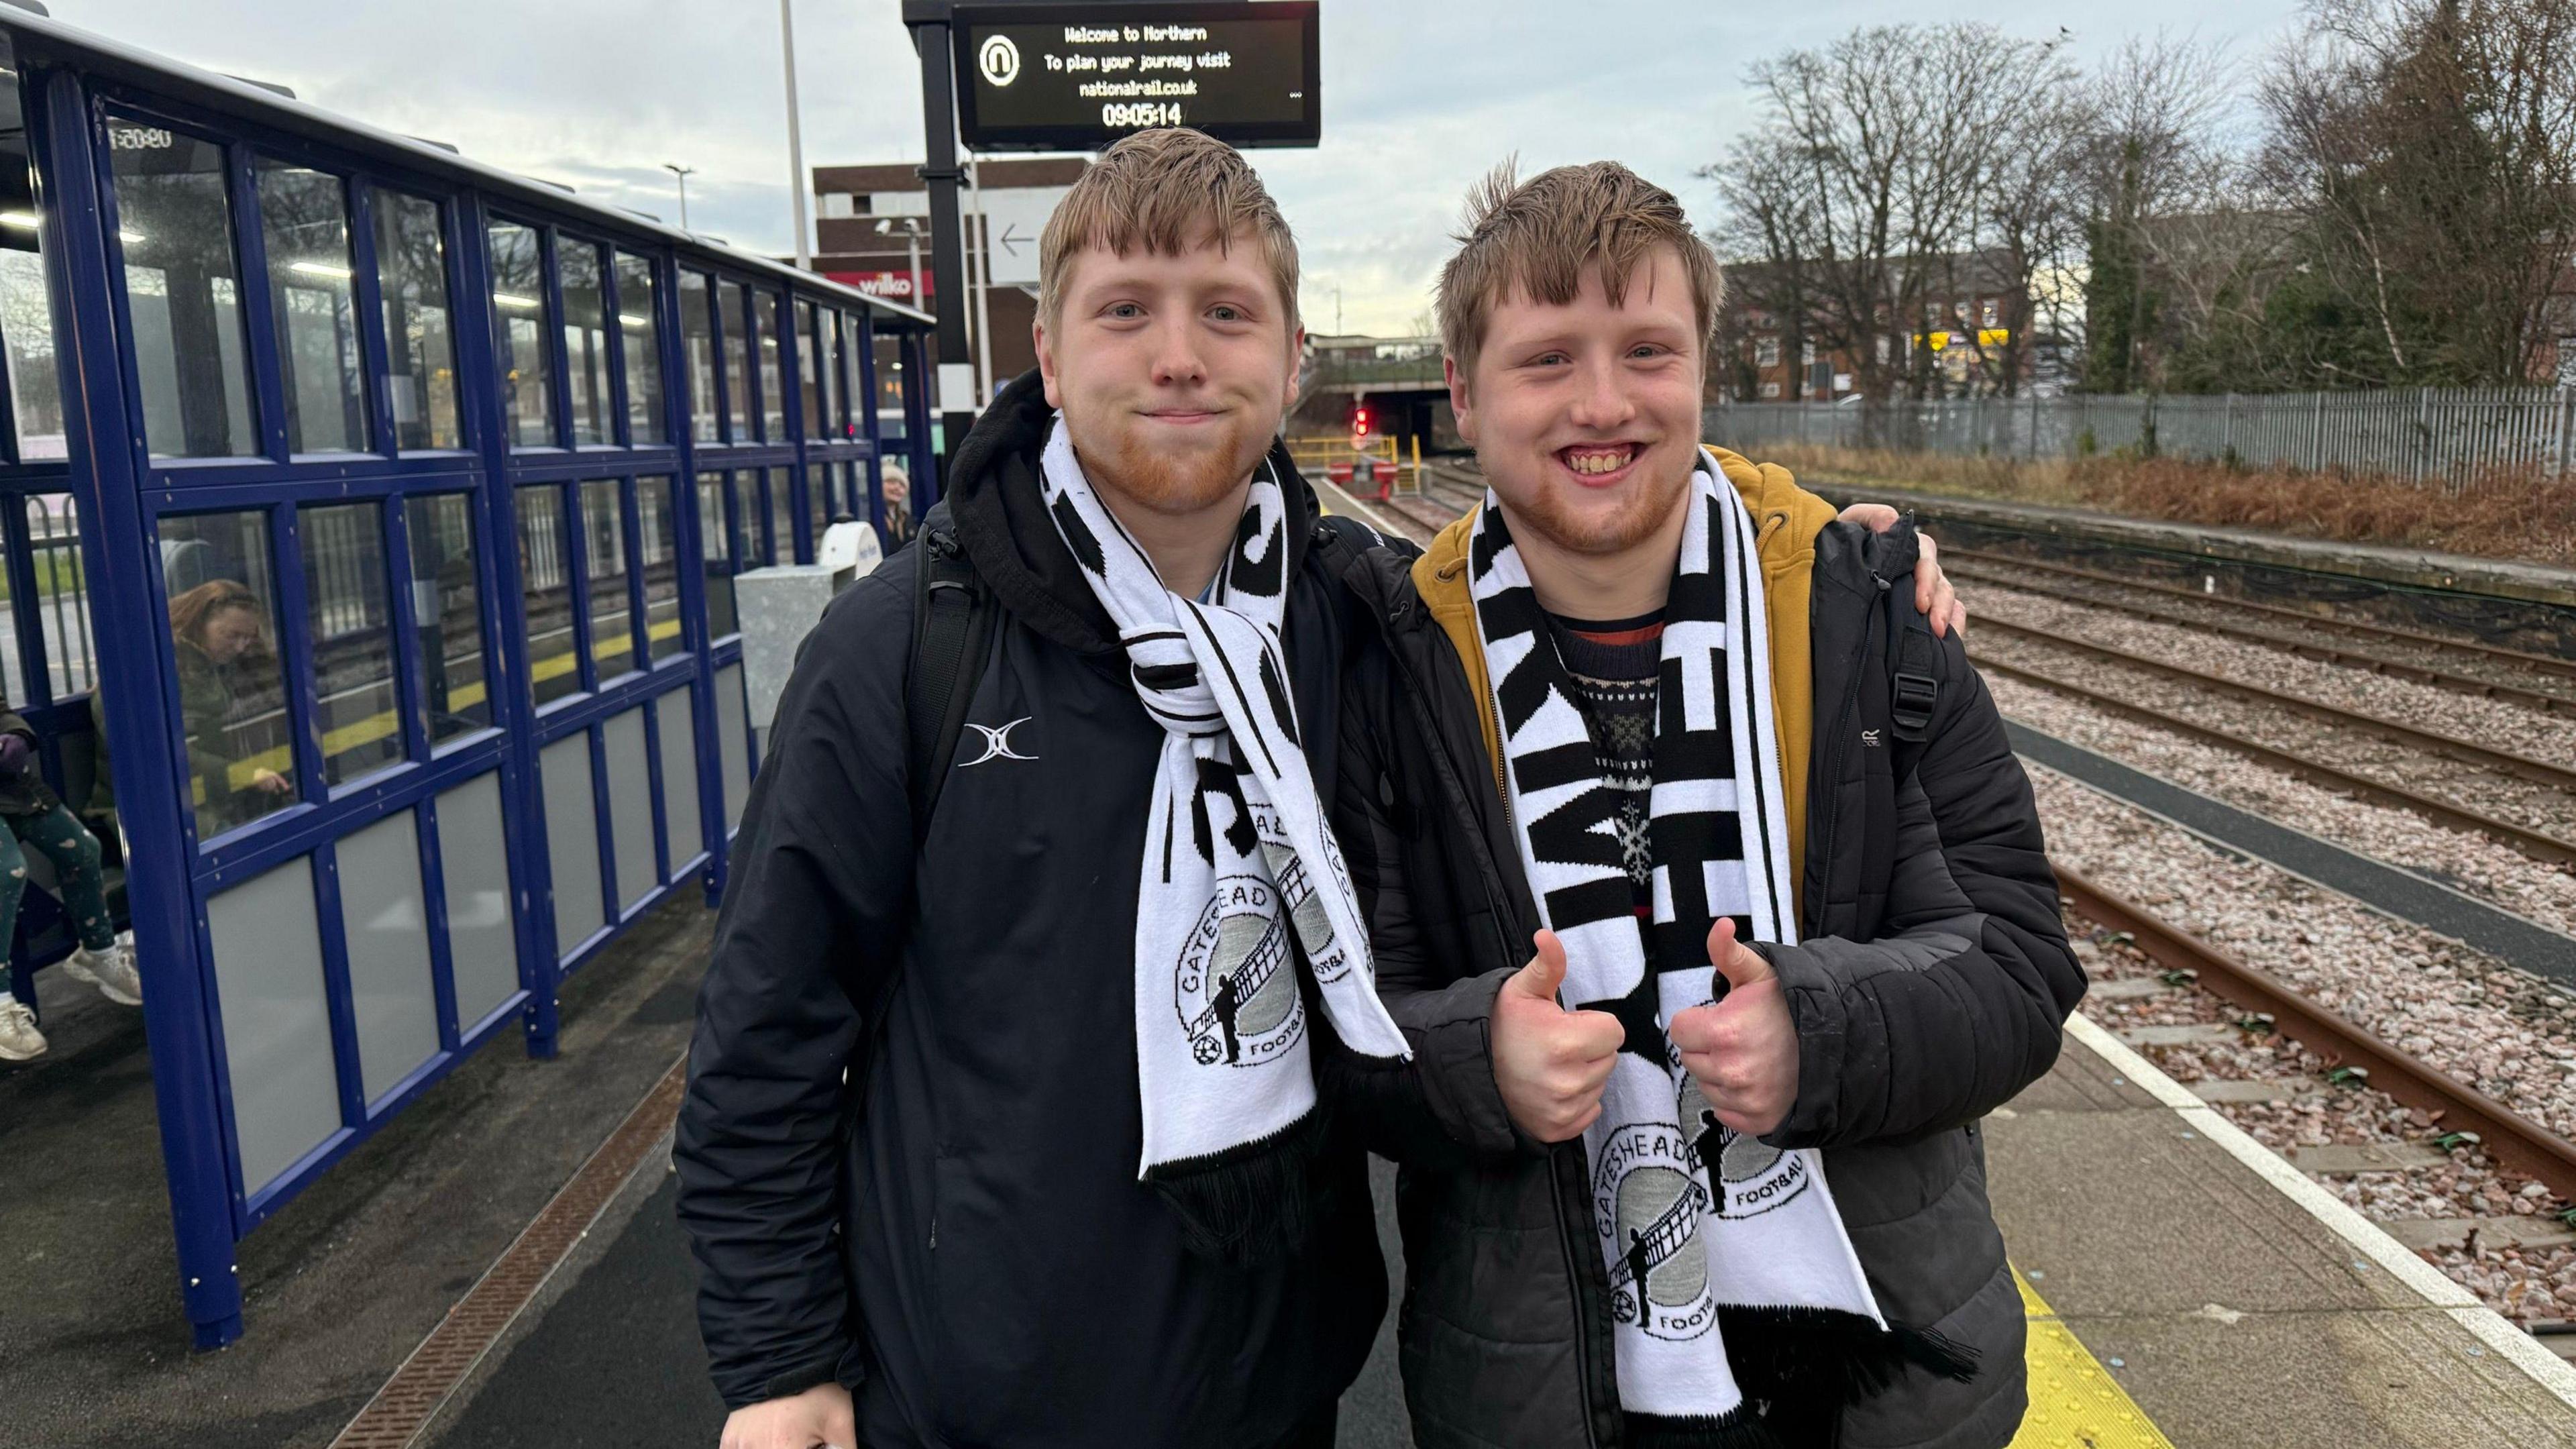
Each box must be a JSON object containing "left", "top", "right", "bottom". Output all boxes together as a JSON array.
[{"left": 1562, "top": 445, "right": 1638, "bottom": 476}]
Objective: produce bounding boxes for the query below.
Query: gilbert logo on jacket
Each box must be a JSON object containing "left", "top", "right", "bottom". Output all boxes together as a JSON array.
[{"left": 960, "top": 716, "right": 1037, "bottom": 766}]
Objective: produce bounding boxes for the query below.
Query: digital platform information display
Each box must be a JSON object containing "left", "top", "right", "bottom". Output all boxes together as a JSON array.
[{"left": 953, "top": 3, "right": 1320, "bottom": 151}]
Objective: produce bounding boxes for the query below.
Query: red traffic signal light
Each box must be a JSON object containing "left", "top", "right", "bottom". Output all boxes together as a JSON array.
[{"left": 1351, "top": 403, "right": 1372, "bottom": 441}]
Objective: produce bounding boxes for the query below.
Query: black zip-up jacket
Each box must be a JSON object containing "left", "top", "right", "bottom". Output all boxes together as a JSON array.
[
  {"left": 1324, "top": 513, "right": 2086, "bottom": 1449},
  {"left": 674, "top": 373, "right": 1385, "bottom": 1448}
]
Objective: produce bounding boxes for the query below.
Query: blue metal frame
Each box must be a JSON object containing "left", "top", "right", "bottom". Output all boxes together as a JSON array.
[{"left": 1, "top": 15, "right": 936, "bottom": 1350}]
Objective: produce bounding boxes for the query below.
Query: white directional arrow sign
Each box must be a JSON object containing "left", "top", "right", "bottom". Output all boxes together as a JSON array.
[{"left": 975, "top": 185, "right": 1067, "bottom": 288}]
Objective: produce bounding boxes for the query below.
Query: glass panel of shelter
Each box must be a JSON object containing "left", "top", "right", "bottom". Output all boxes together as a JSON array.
[
  {"left": 579, "top": 478, "right": 634, "bottom": 682},
  {"left": 717, "top": 278, "right": 750, "bottom": 444},
  {"left": 559, "top": 238, "right": 610, "bottom": 447},
  {"left": 300, "top": 501, "right": 401, "bottom": 786},
  {"left": 617, "top": 253, "right": 664, "bottom": 446},
  {"left": 160, "top": 510, "right": 297, "bottom": 839},
  {"left": 252, "top": 159, "right": 365, "bottom": 455},
  {"left": 402, "top": 492, "right": 490, "bottom": 745},
  {"left": 107, "top": 119, "right": 259, "bottom": 460},
  {"left": 518, "top": 483, "right": 576, "bottom": 707},
  {"left": 373, "top": 191, "right": 462, "bottom": 451},
  {"left": 488, "top": 221, "right": 553, "bottom": 448},
  {"left": 757, "top": 290, "right": 786, "bottom": 443},
  {"left": 639, "top": 476, "right": 682, "bottom": 663},
  {"left": 679, "top": 270, "right": 716, "bottom": 444},
  {"left": 800, "top": 300, "right": 826, "bottom": 441},
  {"left": 696, "top": 472, "right": 737, "bottom": 639}
]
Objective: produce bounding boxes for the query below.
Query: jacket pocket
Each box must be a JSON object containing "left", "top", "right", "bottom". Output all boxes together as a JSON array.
[{"left": 924, "top": 1151, "right": 1038, "bottom": 1441}]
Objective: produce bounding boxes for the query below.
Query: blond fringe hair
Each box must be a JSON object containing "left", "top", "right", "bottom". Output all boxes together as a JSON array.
[
  {"left": 1436, "top": 159, "right": 1725, "bottom": 380},
  {"left": 1038, "top": 127, "right": 1299, "bottom": 330}
]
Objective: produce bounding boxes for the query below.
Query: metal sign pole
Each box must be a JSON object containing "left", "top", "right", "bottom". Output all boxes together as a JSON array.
[{"left": 910, "top": 13, "right": 977, "bottom": 502}]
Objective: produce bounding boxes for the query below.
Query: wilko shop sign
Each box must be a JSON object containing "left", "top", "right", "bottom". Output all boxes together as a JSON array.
[{"left": 828, "top": 270, "right": 934, "bottom": 303}]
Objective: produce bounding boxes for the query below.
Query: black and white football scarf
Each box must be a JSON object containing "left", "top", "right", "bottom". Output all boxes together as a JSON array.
[
  {"left": 1471, "top": 456, "right": 1899, "bottom": 1444},
  {"left": 1038, "top": 419, "right": 1409, "bottom": 1263}
]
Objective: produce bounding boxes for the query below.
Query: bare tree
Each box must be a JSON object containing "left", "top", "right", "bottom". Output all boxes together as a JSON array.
[
  {"left": 1725, "top": 23, "right": 2098, "bottom": 400},
  {"left": 1705, "top": 129, "right": 1829, "bottom": 400},
  {"left": 2074, "top": 34, "right": 2248, "bottom": 392},
  {"left": 2259, "top": 0, "right": 2576, "bottom": 387}
]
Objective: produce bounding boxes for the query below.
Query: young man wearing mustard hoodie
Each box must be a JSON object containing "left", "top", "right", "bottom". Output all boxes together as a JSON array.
[{"left": 1326, "top": 162, "right": 2084, "bottom": 1449}]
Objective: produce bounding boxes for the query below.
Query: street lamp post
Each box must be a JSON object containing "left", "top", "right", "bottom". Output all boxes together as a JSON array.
[
  {"left": 662, "top": 163, "right": 696, "bottom": 231},
  {"left": 780, "top": 0, "right": 812, "bottom": 269}
]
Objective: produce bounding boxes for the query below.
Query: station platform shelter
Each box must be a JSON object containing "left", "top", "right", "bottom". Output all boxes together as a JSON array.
[{"left": 0, "top": 6, "right": 937, "bottom": 1349}]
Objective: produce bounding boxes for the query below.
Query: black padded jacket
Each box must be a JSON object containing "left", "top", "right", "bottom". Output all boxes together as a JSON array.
[
  {"left": 1322, "top": 515, "right": 2086, "bottom": 1449},
  {"left": 673, "top": 372, "right": 1386, "bottom": 1448}
]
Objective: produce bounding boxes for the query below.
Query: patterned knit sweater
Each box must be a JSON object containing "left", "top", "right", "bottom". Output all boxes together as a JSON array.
[{"left": 1543, "top": 608, "right": 1665, "bottom": 922}]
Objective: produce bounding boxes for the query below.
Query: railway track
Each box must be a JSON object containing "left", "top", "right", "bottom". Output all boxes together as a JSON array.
[
  {"left": 2063, "top": 866, "right": 2576, "bottom": 1209},
  {"left": 1949, "top": 548, "right": 2576, "bottom": 714},
  {"left": 1976, "top": 650, "right": 2576, "bottom": 868},
  {"left": 1970, "top": 613, "right": 2576, "bottom": 797}
]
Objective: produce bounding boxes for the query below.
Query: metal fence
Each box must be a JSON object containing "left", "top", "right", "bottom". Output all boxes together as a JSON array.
[{"left": 1704, "top": 387, "right": 2576, "bottom": 488}]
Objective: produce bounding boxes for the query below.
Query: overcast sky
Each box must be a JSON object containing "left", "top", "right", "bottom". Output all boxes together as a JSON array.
[{"left": 49, "top": 0, "right": 2311, "bottom": 334}]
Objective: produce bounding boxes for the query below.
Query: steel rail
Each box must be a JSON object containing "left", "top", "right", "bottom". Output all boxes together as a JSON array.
[
  {"left": 1976, "top": 614, "right": 2576, "bottom": 796},
  {"left": 2057, "top": 865, "right": 2576, "bottom": 1203},
  {"left": 1950, "top": 557, "right": 2575, "bottom": 716},
  {"left": 1951, "top": 546, "right": 2576, "bottom": 684},
  {"left": 1978, "top": 653, "right": 2576, "bottom": 868}
]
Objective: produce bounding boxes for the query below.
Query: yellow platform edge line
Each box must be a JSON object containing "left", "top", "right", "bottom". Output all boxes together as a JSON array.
[{"left": 2006, "top": 1265, "right": 2176, "bottom": 1449}]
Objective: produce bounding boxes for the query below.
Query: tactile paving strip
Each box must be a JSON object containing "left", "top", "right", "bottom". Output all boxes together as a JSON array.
[
  {"left": 328, "top": 1054, "right": 688, "bottom": 1449},
  {"left": 2007, "top": 1266, "right": 2176, "bottom": 1449}
]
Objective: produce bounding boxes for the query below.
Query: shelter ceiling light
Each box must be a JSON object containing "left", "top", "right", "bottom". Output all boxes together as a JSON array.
[
  {"left": 0, "top": 209, "right": 34, "bottom": 229},
  {"left": 288, "top": 260, "right": 352, "bottom": 280},
  {"left": 492, "top": 292, "right": 539, "bottom": 311}
]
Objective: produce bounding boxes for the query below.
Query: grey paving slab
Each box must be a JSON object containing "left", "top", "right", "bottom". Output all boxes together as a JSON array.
[
  {"left": 2188, "top": 1079, "right": 2322, "bottom": 1104},
  {"left": 2377, "top": 1216, "right": 2576, "bottom": 1252},
  {"left": 2051, "top": 1305, "right": 2576, "bottom": 1449},
  {"left": 2288, "top": 1142, "right": 2453, "bottom": 1175},
  {"left": 2114, "top": 1022, "right": 2241, "bottom": 1046},
  {"left": 1991, "top": 1030, "right": 2576, "bottom": 1448},
  {"left": 1990, "top": 1099, "right": 2407, "bottom": 1318}
]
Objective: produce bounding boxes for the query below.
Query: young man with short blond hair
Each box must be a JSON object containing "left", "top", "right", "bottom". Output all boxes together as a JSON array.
[
  {"left": 677, "top": 127, "right": 1401, "bottom": 1449},
  {"left": 1330, "top": 162, "right": 2082, "bottom": 1448}
]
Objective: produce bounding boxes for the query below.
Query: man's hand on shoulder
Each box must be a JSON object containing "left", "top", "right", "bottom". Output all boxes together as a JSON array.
[
  {"left": 720, "top": 1382, "right": 857, "bottom": 1449},
  {"left": 1837, "top": 502, "right": 1966, "bottom": 639}
]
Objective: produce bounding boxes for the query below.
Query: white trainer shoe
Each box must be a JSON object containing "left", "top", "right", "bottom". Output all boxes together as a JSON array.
[
  {"left": 64, "top": 940, "right": 142, "bottom": 1006},
  {"left": 0, "top": 998, "right": 45, "bottom": 1061}
]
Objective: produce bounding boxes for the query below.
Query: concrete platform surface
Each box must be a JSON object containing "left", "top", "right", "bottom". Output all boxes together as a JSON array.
[
  {"left": 0, "top": 893, "right": 716, "bottom": 1449},
  {"left": 1986, "top": 1014, "right": 2576, "bottom": 1448}
]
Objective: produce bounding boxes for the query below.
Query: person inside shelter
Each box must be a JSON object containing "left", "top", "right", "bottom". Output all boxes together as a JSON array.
[
  {"left": 0, "top": 685, "right": 143, "bottom": 1063},
  {"left": 168, "top": 578, "right": 294, "bottom": 835}
]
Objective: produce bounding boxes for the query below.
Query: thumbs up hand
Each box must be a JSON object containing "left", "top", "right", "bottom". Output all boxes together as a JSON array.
[
  {"left": 1667, "top": 918, "right": 1799, "bottom": 1137},
  {"left": 1491, "top": 930, "right": 1628, "bottom": 1142}
]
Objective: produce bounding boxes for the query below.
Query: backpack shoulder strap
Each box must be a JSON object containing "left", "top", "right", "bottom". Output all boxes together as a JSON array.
[
  {"left": 1878, "top": 518, "right": 1942, "bottom": 780},
  {"left": 906, "top": 503, "right": 999, "bottom": 842}
]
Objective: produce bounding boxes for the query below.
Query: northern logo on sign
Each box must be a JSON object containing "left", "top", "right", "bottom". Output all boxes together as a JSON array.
[
  {"left": 1175, "top": 875, "right": 1305, "bottom": 1069},
  {"left": 977, "top": 34, "right": 1021, "bottom": 87},
  {"left": 959, "top": 717, "right": 1036, "bottom": 767},
  {"left": 1593, "top": 1121, "right": 1717, "bottom": 1341}
]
